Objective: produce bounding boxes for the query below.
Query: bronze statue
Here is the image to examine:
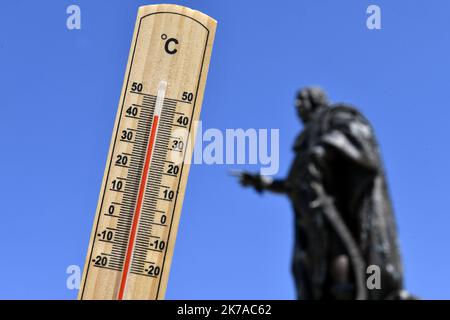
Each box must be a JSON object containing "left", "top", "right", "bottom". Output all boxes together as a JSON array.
[{"left": 236, "top": 87, "right": 411, "bottom": 300}]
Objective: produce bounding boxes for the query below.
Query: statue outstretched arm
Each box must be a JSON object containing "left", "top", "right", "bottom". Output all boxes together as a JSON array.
[{"left": 233, "top": 171, "right": 290, "bottom": 194}]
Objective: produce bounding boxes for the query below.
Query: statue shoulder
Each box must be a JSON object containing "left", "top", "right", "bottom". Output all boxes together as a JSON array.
[
  {"left": 328, "top": 103, "right": 367, "bottom": 121},
  {"left": 322, "top": 104, "right": 372, "bottom": 132},
  {"left": 320, "top": 103, "right": 379, "bottom": 167}
]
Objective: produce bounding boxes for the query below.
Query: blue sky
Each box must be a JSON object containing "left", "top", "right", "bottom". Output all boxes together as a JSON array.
[{"left": 0, "top": 0, "right": 449, "bottom": 299}]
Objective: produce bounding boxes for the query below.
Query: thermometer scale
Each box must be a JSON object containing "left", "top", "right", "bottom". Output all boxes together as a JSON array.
[{"left": 79, "top": 4, "right": 216, "bottom": 300}]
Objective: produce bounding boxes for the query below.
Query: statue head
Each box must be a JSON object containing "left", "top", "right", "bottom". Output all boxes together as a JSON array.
[{"left": 295, "top": 87, "right": 329, "bottom": 124}]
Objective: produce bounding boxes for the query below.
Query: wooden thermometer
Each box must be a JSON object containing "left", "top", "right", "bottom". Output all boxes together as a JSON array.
[{"left": 79, "top": 4, "right": 216, "bottom": 300}]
